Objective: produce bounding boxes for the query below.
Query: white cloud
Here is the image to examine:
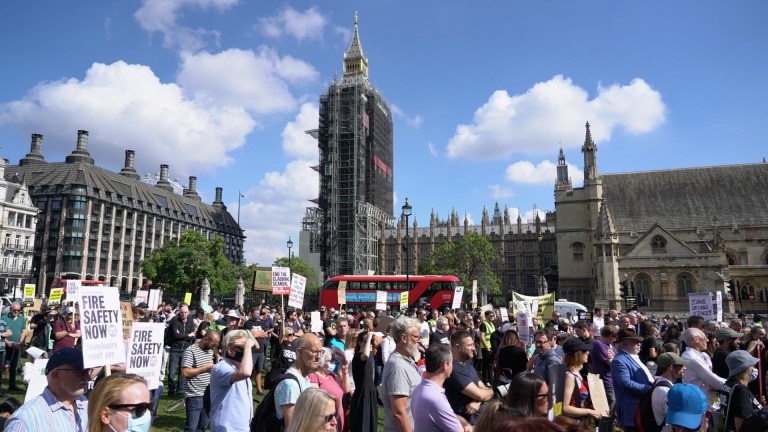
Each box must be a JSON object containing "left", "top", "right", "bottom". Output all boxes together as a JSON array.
[
  {"left": 427, "top": 142, "right": 438, "bottom": 157},
  {"left": 504, "top": 159, "right": 585, "bottom": 186},
  {"left": 238, "top": 158, "right": 319, "bottom": 265},
  {"left": 258, "top": 6, "right": 327, "bottom": 41},
  {"left": 134, "top": 0, "right": 238, "bottom": 52},
  {"left": 446, "top": 75, "right": 666, "bottom": 160},
  {"left": 488, "top": 184, "right": 516, "bottom": 199},
  {"left": 0, "top": 61, "right": 255, "bottom": 176},
  {"left": 282, "top": 103, "right": 319, "bottom": 158},
  {"left": 391, "top": 104, "right": 423, "bottom": 128},
  {"left": 177, "top": 47, "right": 318, "bottom": 115}
]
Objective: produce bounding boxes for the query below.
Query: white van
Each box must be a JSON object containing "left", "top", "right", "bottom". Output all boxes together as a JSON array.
[{"left": 555, "top": 299, "right": 588, "bottom": 319}]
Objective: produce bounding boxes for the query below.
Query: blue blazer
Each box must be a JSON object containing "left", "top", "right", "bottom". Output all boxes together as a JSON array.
[{"left": 610, "top": 350, "right": 653, "bottom": 427}]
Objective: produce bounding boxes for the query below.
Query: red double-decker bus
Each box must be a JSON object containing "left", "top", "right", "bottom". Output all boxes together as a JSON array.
[{"left": 319, "top": 275, "right": 460, "bottom": 310}]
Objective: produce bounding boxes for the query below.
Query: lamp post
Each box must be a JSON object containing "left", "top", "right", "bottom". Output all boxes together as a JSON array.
[
  {"left": 402, "top": 198, "right": 412, "bottom": 295},
  {"left": 287, "top": 237, "right": 294, "bottom": 274}
]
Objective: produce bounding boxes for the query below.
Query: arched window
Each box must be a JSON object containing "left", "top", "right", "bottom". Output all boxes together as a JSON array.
[
  {"left": 652, "top": 235, "right": 667, "bottom": 254},
  {"left": 635, "top": 274, "right": 651, "bottom": 299},
  {"left": 727, "top": 253, "right": 737, "bottom": 266},
  {"left": 677, "top": 273, "right": 693, "bottom": 297},
  {"left": 572, "top": 242, "right": 585, "bottom": 262}
]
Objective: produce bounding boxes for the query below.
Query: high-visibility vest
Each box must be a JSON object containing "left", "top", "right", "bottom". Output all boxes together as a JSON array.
[{"left": 483, "top": 320, "right": 495, "bottom": 349}]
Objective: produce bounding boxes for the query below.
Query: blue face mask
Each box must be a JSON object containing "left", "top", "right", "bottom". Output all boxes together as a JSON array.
[{"left": 110, "top": 409, "right": 152, "bottom": 432}]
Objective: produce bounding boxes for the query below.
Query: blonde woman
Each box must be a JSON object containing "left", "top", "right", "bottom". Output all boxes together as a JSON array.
[
  {"left": 87, "top": 373, "right": 151, "bottom": 432},
  {"left": 285, "top": 388, "right": 339, "bottom": 432},
  {"left": 561, "top": 337, "right": 605, "bottom": 426}
]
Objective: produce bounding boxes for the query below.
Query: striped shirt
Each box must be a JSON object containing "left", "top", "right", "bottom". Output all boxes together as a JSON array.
[
  {"left": 4, "top": 387, "right": 88, "bottom": 432},
  {"left": 182, "top": 343, "right": 214, "bottom": 397}
]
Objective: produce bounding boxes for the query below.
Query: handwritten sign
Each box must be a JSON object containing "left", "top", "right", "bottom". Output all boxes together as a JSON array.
[
  {"left": 79, "top": 286, "right": 125, "bottom": 368},
  {"left": 127, "top": 323, "right": 165, "bottom": 390},
  {"left": 452, "top": 286, "right": 464, "bottom": 310},
  {"left": 400, "top": 291, "right": 409, "bottom": 309},
  {"left": 147, "top": 289, "right": 162, "bottom": 311},
  {"left": 134, "top": 290, "right": 148, "bottom": 306},
  {"left": 121, "top": 302, "right": 134, "bottom": 339},
  {"left": 375, "top": 290, "right": 387, "bottom": 311},
  {"left": 688, "top": 292, "right": 714, "bottom": 320},
  {"left": 48, "top": 288, "right": 63, "bottom": 306},
  {"left": 287, "top": 273, "right": 306, "bottom": 309},
  {"left": 272, "top": 266, "right": 291, "bottom": 295}
]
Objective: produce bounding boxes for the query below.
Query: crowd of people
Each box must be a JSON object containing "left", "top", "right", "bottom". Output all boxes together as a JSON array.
[{"left": 0, "top": 298, "right": 767, "bottom": 432}]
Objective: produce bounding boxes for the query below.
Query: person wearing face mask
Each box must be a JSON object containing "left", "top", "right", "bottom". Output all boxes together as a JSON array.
[
  {"left": 209, "top": 329, "right": 257, "bottom": 431},
  {"left": 6, "top": 348, "right": 100, "bottom": 431},
  {"left": 719, "top": 350, "right": 766, "bottom": 432},
  {"left": 308, "top": 347, "right": 349, "bottom": 431},
  {"left": 181, "top": 330, "right": 221, "bottom": 432},
  {"left": 87, "top": 373, "right": 151, "bottom": 432}
]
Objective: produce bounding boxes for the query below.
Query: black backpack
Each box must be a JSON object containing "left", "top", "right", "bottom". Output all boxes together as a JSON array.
[
  {"left": 251, "top": 374, "right": 301, "bottom": 432},
  {"left": 164, "top": 318, "right": 175, "bottom": 347},
  {"left": 635, "top": 380, "right": 673, "bottom": 432}
]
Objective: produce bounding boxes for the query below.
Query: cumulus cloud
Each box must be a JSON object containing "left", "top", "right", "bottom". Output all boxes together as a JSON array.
[
  {"left": 0, "top": 61, "right": 255, "bottom": 176},
  {"left": 391, "top": 104, "right": 423, "bottom": 128},
  {"left": 282, "top": 103, "right": 319, "bottom": 158},
  {"left": 488, "top": 184, "right": 516, "bottom": 200},
  {"left": 134, "top": 0, "right": 238, "bottom": 52},
  {"left": 504, "top": 159, "right": 585, "bottom": 186},
  {"left": 446, "top": 75, "right": 666, "bottom": 160},
  {"left": 258, "top": 6, "right": 327, "bottom": 41},
  {"left": 177, "top": 48, "right": 318, "bottom": 115}
]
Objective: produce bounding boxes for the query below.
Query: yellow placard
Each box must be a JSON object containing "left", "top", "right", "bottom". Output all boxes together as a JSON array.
[
  {"left": 400, "top": 291, "right": 408, "bottom": 309},
  {"left": 24, "top": 284, "right": 36, "bottom": 298},
  {"left": 49, "top": 288, "right": 64, "bottom": 306},
  {"left": 184, "top": 292, "right": 192, "bottom": 305}
]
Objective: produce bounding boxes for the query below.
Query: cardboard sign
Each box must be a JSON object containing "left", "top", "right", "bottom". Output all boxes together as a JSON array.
[
  {"left": 127, "top": 322, "right": 165, "bottom": 390},
  {"left": 48, "top": 288, "right": 63, "bottom": 306},
  {"left": 134, "top": 290, "right": 148, "bottom": 306},
  {"left": 689, "top": 292, "right": 714, "bottom": 320},
  {"left": 338, "top": 280, "right": 347, "bottom": 305},
  {"left": 121, "top": 302, "right": 134, "bottom": 339},
  {"left": 400, "top": 291, "right": 409, "bottom": 309},
  {"left": 79, "top": 286, "right": 125, "bottom": 368},
  {"left": 310, "top": 311, "right": 322, "bottom": 333},
  {"left": 587, "top": 373, "right": 610, "bottom": 416},
  {"left": 272, "top": 266, "right": 291, "bottom": 295},
  {"left": 452, "top": 286, "right": 464, "bottom": 310},
  {"left": 375, "top": 290, "right": 387, "bottom": 311},
  {"left": 253, "top": 268, "right": 273, "bottom": 292},
  {"left": 287, "top": 273, "right": 306, "bottom": 309}
]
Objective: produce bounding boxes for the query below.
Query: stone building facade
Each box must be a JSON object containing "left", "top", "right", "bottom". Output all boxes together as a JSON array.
[{"left": 0, "top": 151, "right": 37, "bottom": 297}]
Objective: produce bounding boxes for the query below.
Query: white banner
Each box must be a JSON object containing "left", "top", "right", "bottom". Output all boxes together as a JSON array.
[
  {"left": 272, "top": 266, "right": 291, "bottom": 295},
  {"left": 148, "top": 289, "right": 162, "bottom": 311},
  {"left": 288, "top": 273, "right": 307, "bottom": 309},
  {"left": 716, "top": 291, "right": 723, "bottom": 323},
  {"left": 66, "top": 279, "right": 82, "bottom": 304},
  {"left": 688, "top": 292, "right": 714, "bottom": 321},
  {"left": 452, "top": 286, "right": 464, "bottom": 310},
  {"left": 500, "top": 307, "right": 509, "bottom": 324},
  {"left": 80, "top": 286, "right": 125, "bottom": 368},
  {"left": 127, "top": 323, "right": 165, "bottom": 390},
  {"left": 134, "top": 290, "right": 149, "bottom": 306},
  {"left": 310, "top": 311, "right": 322, "bottom": 333},
  {"left": 376, "top": 290, "right": 387, "bottom": 311}
]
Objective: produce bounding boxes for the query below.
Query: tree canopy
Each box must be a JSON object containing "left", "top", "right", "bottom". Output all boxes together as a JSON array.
[{"left": 419, "top": 232, "right": 503, "bottom": 305}]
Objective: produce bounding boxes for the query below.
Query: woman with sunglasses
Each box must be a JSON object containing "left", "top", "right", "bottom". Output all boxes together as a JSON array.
[
  {"left": 285, "top": 388, "right": 339, "bottom": 432},
  {"left": 87, "top": 373, "right": 151, "bottom": 432},
  {"left": 504, "top": 372, "right": 550, "bottom": 418}
]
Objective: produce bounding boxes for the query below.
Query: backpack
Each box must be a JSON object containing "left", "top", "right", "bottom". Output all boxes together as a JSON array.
[
  {"left": 635, "top": 380, "right": 673, "bottom": 432},
  {"left": 164, "top": 319, "right": 175, "bottom": 347},
  {"left": 251, "top": 374, "right": 301, "bottom": 432},
  {"left": 265, "top": 343, "right": 298, "bottom": 390}
]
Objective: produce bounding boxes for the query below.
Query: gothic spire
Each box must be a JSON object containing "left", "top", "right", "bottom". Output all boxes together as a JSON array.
[
  {"left": 343, "top": 12, "right": 368, "bottom": 78},
  {"left": 581, "top": 122, "right": 598, "bottom": 182}
]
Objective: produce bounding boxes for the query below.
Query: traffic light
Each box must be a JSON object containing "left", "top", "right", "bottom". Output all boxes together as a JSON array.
[
  {"left": 727, "top": 280, "right": 736, "bottom": 299},
  {"left": 619, "top": 280, "right": 629, "bottom": 299}
]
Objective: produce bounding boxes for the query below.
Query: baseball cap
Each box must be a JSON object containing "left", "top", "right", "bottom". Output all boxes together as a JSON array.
[
  {"left": 45, "top": 348, "right": 84, "bottom": 374},
  {"left": 656, "top": 352, "right": 689, "bottom": 371},
  {"left": 665, "top": 384, "right": 707, "bottom": 429},
  {"left": 562, "top": 337, "right": 592, "bottom": 354},
  {"left": 726, "top": 350, "right": 759, "bottom": 377},
  {"left": 225, "top": 310, "right": 241, "bottom": 320},
  {"left": 137, "top": 302, "right": 149, "bottom": 308},
  {"left": 716, "top": 327, "right": 744, "bottom": 342}
]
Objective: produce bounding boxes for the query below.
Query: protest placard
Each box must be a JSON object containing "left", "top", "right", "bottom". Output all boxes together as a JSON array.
[
  {"left": 272, "top": 266, "right": 291, "bottom": 295},
  {"left": 688, "top": 292, "right": 714, "bottom": 320},
  {"left": 184, "top": 292, "right": 192, "bottom": 305},
  {"left": 500, "top": 307, "right": 509, "bottom": 323},
  {"left": 23, "top": 284, "right": 35, "bottom": 307},
  {"left": 376, "top": 290, "right": 387, "bottom": 311},
  {"left": 288, "top": 273, "right": 307, "bottom": 309},
  {"left": 121, "top": 302, "right": 134, "bottom": 339},
  {"left": 338, "top": 281, "right": 347, "bottom": 305},
  {"left": 127, "top": 322, "right": 165, "bottom": 390},
  {"left": 79, "top": 286, "right": 125, "bottom": 368},
  {"left": 471, "top": 280, "right": 478, "bottom": 307},
  {"left": 148, "top": 289, "right": 161, "bottom": 311},
  {"left": 310, "top": 311, "right": 322, "bottom": 333},
  {"left": 24, "top": 359, "right": 49, "bottom": 402},
  {"left": 253, "top": 267, "right": 273, "bottom": 292},
  {"left": 400, "top": 291, "right": 409, "bottom": 309},
  {"left": 48, "top": 288, "right": 63, "bottom": 306},
  {"left": 452, "top": 286, "right": 464, "bottom": 310},
  {"left": 517, "top": 312, "right": 530, "bottom": 346},
  {"left": 716, "top": 291, "right": 723, "bottom": 323},
  {"left": 134, "top": 290, "right": 148, "bottom": 306},
  {"left": 66, "top": 279, "right": 81, "bottom": 304}
]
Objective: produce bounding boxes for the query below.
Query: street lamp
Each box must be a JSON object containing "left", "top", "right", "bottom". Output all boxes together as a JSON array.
[
  {"left": 402, "top": 198, "right": 412, "bottom": 295},
  {"left": 287, "top": 237, "right": 294, "bottom": 273}
]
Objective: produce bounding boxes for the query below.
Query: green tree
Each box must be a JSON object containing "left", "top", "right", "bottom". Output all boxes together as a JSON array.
[
  {"left": 419, "top": 232, "right": 502, "bottom": 305},
  {"left": 141, "top": 231, "right": 233, "bottom": 301}
]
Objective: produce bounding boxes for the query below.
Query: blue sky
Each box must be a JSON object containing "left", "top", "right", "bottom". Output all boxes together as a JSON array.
[{"left": 1, "top": 1, "right": 766, "bottom": 267}]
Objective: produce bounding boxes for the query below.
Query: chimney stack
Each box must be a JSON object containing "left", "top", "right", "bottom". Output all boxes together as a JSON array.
[
  {"left": 156, "top": 164, "right": 174, "bottom": 192},
  {"left": 20, "top": 133, "right": 46, "bottom": 166},
  {"left": 212, "top": 187, "right": 225, "bottom": 209},
  {"left": 184, "top": 176, "right": 201, "bottom": 201},
  {"left": 119, "top": 150, "right": 140, "bottom": 180},
  {"left": 65, "top": 129, "right": 95, "bottom": 164}
]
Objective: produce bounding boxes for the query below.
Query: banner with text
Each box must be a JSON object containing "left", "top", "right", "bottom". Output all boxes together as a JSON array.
[
  {"left": 338, "top": 280, "right": 347, "bottom": 305},
  {"left": 80, "top": 286, "right": 125, "bottom": 368},
  {"left": 49, "top": 288, "right": 63, "bottom": 306},
  {"left": 121, "top": 302, "right": 134, "bottom": 339},
  {"left": 400, "top": 291, "right": 409, "bottom": 309},
  {"left": 23, "top": 284, "right": 35, "bottom": 307},
  {"left": 452, "top": 286, "right": 464, "bottom": 310},
  {"left": 272, "top": 266, "right": 291, "bottom": 295},
  {"left": 688, "top": 292, "right": 714, "bottom": 321},
  {"left": 134, "top": 290, "right": 148, "bottom": 306},
  {"left": 510, "top": 291, "right": 555, "bottom": 326},
  {"left": 66, "top": 279, "right": 82, "bottom": 304},
  {"left": 126, "top": 322, "right": 165, "bottom": 390},
  {"left": 376, "top": 290, "right": 387, "bottom": 311},
  {"left": 287, "top": 273, "right": 306, "bottom": 309},
  {"left": 517, "top": 312, "right": 531, "bottom": 347}
]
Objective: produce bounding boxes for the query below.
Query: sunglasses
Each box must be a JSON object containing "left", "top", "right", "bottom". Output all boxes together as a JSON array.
[
  {"left": 109, "top": 402, "right": 151, "bottom": 419},
  {"left": 321, "top": 413, "right": 336, "bottom": 423}
]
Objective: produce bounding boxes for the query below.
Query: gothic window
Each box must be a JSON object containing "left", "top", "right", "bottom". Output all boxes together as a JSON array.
[
  {"left": 651, "top": 235, "right": 667, "bottom": 253},
  {"left": 677, "top": 273, "right": 694, "bottom": 297},
  {"left": 635, "top": 274, "right": 651, "bottom": 298},
  {"left": 571, "top": 242, "right": 585, "bottom": 261},
  {"left": 727, "top": 253, "right": 737, "bottom": 266}
]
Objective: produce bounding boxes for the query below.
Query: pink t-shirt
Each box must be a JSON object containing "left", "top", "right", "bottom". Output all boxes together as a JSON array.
[{"left": 308, "top": 370, "right": 345, "bottom": 430}]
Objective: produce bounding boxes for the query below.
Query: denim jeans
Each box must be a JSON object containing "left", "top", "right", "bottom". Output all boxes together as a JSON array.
[
  {"left": 168, "top": 349, "right": 185, "bottom": 395},
  {"left": 184, "top": 395, "right": 209, "bottom": 432},
  {"left": 151, "top": 382, "right": 163, "bottom": 420}
]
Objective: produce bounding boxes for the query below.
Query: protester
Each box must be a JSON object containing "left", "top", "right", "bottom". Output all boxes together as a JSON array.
[
  {"left": 242, "top": 307, "right": 269, "bottom": 395},
  {"left": 590, "top": 324, "right": 617, "bottom": 409},
  {"left": 651, "top": 352, "right": 689, "bottom": 428},
  {"left": 52, "top": 305, "right": 80, "bottom": 355},
  {"left": 275, "top": 333, "right": 323, "bottom": 429},
  {"left": 284, "top": 388, "right": 339, "bottom": 432},
  {"left": 28, "top": 303, "right": 54, "bottom": 353},
  {"left": 135, "top": 302, "right": 151, "bottom": 323},
  {"left": 719, "top": 350, "right": 765, "bottom": 432},
  {"left": 561, "top": 337, "right": 605, "bottom": 425},
  {"left": 348, "top": 331, "right": 379, "bottom": 432},
  {"left": 528, "top": 327, "right": 562, "bottom": 384},
  {"left": 592, "top": 307, "right": 605, "bottom": 334},
  {"left": 209, "top": 329, "right": 256, "bottom": 431},
  {"left": 5, "top": 348, "right": 96, "bottom": 431},
  {"left": 430, "top": 316, "right": 451, "bottom": 345},
  {"left": 479, "top": 310, "right": 496, "bottom": 385},
  {"left": 411, "top": 344, "right": 471, "bottom": 432},
  {"left": 167, "top": 304, "right": 196, "bottom": 397},
  {"left": 0, "top": 395, "right": 21, "bottom": 429},
  {"left": 680, "top": 327, "right": 725, "bottom": 406},
  {"left": 381, "top": 316, "right": 423, "bottom": 432},
  {"left": 445, "top": 329, "right": 494, "bottom": 424},
  {"left": 504, "top": 372, "right": 549, "bottom": 417},
  {"left": 308, "top": 347, "right": 349, "bottom": 431},
  {"left": 181, "top": 330, "right": 220, "bottom": 432},
  {"left": 474, "top": 400, "right": 515, "bottom": 432},
  {"left": 86, "top": 373, "right": 151, "bottom": 432},
  {"left": 612, "top": 328, "right": 654, "bottom": 430},
  {"left": 713, "top": 327, "right": 743, "bottom": 379},
  {"left": 663, "top": 383, "right": 709, "bottom": 432},
  {"left": 494, "top": 329, "right": 528, "bottom": 385}
]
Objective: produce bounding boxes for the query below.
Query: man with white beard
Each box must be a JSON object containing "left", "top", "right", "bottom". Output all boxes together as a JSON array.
[{"left": 381, "top": 316, "right": 423, "bottom": 432}]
